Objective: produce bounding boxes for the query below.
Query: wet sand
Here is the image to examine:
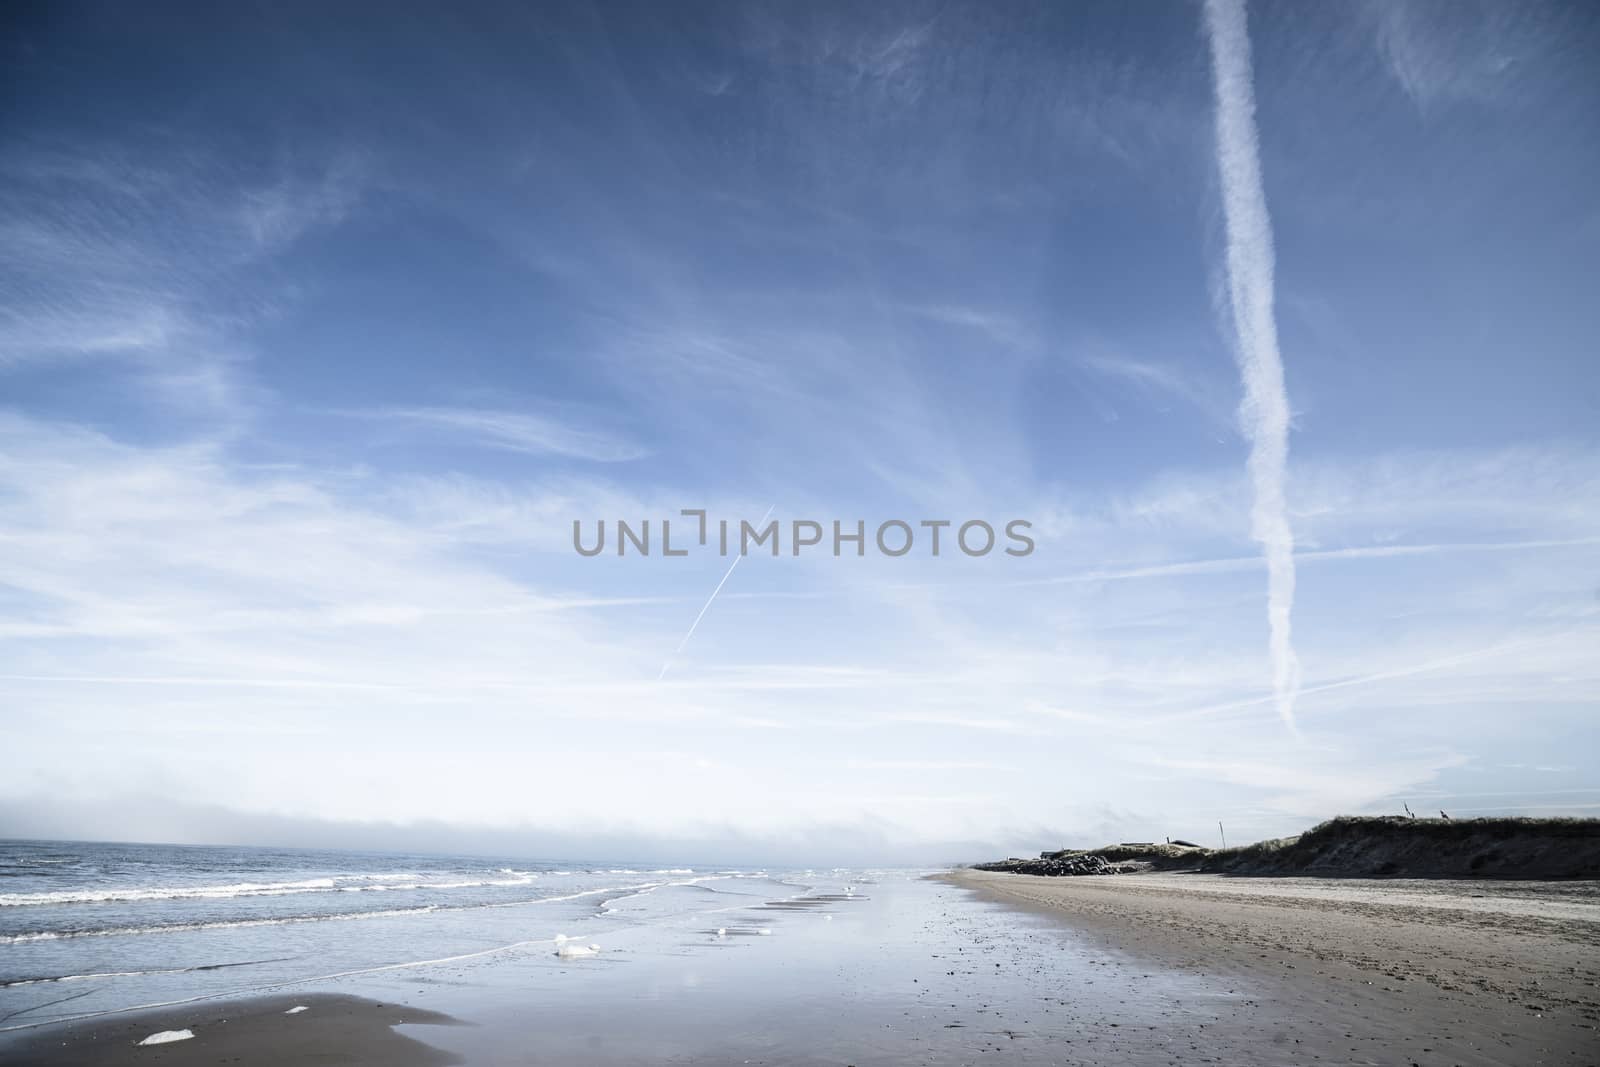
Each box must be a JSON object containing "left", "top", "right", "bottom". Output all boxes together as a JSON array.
[
  {"left": 951, "top": 868, "right": 1600, "bottom": 1065},
  {"left": 0, "top": 993, "right": 461, "bottom": 1066}
]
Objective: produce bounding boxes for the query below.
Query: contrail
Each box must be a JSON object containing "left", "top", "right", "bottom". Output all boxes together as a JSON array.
[
  {"left": 658, "top": 505, "right": 775, "bottom": 680},
  {"left": 1203, "top": 0, "right": 1301, "bottom": 730}
]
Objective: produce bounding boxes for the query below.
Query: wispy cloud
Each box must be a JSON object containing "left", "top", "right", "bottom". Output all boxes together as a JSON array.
[
  {"left": 901, "top": 305, "right": 1030, "bottom": 349},
  {"left": 237, "top": 157, "right": 366, "bottom": 251},
  {"left": 0, "top": 141, "right": 364, "bottom": 422},
  {"left": 336, "top": 406, "right": 648, "bottom": 463},
  {"left": 1154, "top": 630, "right": 1590, "bottom": 726},
  {"left": 1079, "top": 354, "right": 1191, "bottom": 395},
  {"left": 0, "top": 411, "right": 1593, "bottom": 842},
  {"left": 1075, "top": 352, "right": 1238, "bottom": 432},
  {"left": 1368, "top": 0, "right": 1545, "bottom": 113},
  {"left": 1204, "top": 0, "right": 1301, "bottom": 730},
  {"left": 1002, "top": 535, "right": 1600, "bottom": 590},
  {"left": 845, "top": 759, "right": 1013, "bottom": 772},
  {"left": 1146, "top": 748, "right": 1470, "bottom": 818}
]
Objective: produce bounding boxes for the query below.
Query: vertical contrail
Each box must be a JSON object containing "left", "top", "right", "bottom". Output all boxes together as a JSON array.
[
  {"left": 658, "top": 505, "right": 775, "bottom": 680},
  {"left": 1203, "top": 0, "right": 1301, "bottom": 730}
]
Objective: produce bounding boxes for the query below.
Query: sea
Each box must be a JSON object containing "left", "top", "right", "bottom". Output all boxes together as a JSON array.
[{"left": 0, "top": 838, "right": 817, "bottom": 1034}]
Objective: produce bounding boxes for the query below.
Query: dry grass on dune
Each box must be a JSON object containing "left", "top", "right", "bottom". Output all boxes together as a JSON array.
[
  {"left": 984, "top": 816, "right": 1600, "bottom": 880},
  {"left": 1199, "top": 815, "right": 1600, "bottom": 878}
]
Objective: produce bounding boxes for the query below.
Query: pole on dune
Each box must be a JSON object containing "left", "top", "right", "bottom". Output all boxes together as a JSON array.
[{"left": 1219, "top": 821, "right": 1227, "bottom": 850}]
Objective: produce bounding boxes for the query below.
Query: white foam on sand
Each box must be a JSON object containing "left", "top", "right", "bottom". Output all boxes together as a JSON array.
[
  {"left": 138, "top": 1029, "right": 194, "bottom": 1045},
  {"left": 285, "top": 1005, "right": 308, "bottom": 1014},
  {"left": 554, "top": 934, "right": 600, "bottom": 958}
]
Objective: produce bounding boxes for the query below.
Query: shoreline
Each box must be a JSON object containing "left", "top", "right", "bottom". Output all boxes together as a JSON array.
[{"left": 947, "top": 867, "right": 1599, "bottom": 1064}]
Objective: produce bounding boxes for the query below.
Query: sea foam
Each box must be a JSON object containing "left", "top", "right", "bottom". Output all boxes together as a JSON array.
[
  {"left": 138, "top": 1029, "right": 194, "bottom": 1045},
  {"left": 554, "top": 934, "right": 601, "bottom": 958}
]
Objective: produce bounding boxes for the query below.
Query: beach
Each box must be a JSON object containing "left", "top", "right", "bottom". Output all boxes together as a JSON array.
[
  {"left": 4, "top": 839, "right": 1598, "bottom": 1064},
  {"left": 951, "top": 868, "right": 1600, "bottom": 1064}
]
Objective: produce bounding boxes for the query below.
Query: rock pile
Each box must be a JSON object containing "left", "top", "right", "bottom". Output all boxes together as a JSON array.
[{"left": 971, "top": 854, "right": 1125, "bottom": 877}]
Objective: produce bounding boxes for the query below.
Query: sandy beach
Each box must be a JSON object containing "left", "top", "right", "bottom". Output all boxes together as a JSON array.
[{"left": 951, "top": 868, "right": 1600, "bottom": 1064}]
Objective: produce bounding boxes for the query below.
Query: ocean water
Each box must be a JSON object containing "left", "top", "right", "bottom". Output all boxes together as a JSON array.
[{"left": 0, "top": 838, "right": 808, "bottom": 1031}]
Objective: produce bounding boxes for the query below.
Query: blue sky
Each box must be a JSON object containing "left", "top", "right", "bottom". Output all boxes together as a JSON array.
[{"left": 2, "top": 0, "right": 1597, "bottom": 860}]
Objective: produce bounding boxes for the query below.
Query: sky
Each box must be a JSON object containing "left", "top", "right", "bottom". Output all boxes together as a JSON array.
[{"left": 2, "top": 0, "right": 1597, "bottom": 863}]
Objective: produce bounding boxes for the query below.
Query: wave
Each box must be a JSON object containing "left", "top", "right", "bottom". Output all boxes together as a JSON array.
[
  {"left": 2, "top": 956, "right": 297, "bottom": 988},
  {"left": 0, "top": 871, "right": 544, "bottom": 908},
  {"left": 1, "top": 906, "right": 446, "bottom": 943},
  {"left": 0, "top": 882, "right": 667, "bottom": 944},
  {"left": 0, "top": 878, "right": 336, "bottom": 906}
]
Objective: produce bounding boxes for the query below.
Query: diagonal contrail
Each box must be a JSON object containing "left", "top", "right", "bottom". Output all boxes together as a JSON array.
[
  {"left": 1204, "top": 0, "right": 1301, "bottom": 730},
  {"left": 658, "top": 505, "right": 775, "bottom": 680}
]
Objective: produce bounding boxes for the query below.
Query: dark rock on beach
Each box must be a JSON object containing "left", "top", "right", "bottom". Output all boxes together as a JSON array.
[{"left": 972, "top": 853, "right": 1129, "bottom": 877}]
